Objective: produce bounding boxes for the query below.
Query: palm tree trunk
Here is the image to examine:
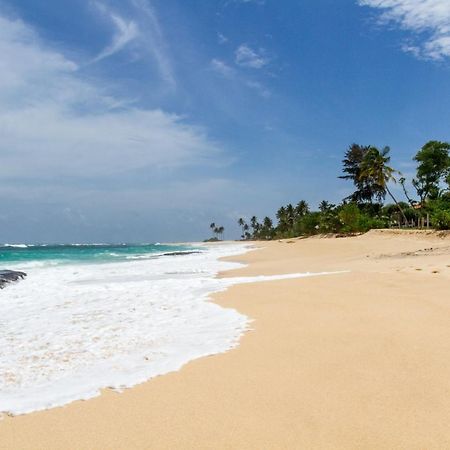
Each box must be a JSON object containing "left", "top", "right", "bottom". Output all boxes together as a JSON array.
[{"left": 386, "top": 185, "right": 408, "bottom": 225}]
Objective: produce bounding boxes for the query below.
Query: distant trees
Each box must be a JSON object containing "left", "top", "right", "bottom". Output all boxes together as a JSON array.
[
  {"left": 238, "top": 218, "right": 246, "bottom": 237},
  {"left": 208, "top": 223, "right": 225, "bottom": 241},
  {"left": 217, "top": 139, "right": 450, "bottom": 241},
  {"left": 209, "top": 222, "right": 216, "bottom": 239},
  {"left": 413, "top": 141, "right": 450, "bottom": 204}
]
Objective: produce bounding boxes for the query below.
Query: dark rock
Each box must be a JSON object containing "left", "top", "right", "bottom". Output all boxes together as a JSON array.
[{"left": 0, "top": 270, "right": 27, "bottom": 289}]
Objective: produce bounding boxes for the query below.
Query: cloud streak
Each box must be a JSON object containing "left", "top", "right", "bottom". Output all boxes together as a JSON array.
[
  {"left": 93, "top": 7, "right": 139, "bottom": 62},
  {"left": 91, "top": 1, "right": 176, "bottom": 88},
  {"left": 210, "top": 58, "right": 236, "bottom": 77},
  {"left": 130, "top": 0, "right": 176, "bottom": 87},
  {"left": 235, "top": 44, "right": 269, "bottom": 68},
  {"left": 359, "top": 0, "right": 450, "bottom": 60}
]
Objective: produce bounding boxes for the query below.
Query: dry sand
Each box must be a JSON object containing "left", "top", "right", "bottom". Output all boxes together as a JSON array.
[{"left": 2, "top": 230, "right": 450, "bottom": 449}]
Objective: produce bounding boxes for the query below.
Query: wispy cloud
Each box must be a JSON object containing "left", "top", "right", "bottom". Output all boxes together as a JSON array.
[
  {"left": 93, "top": 3, "right": 139, "bottom": 62},
  {"left": 0, "top": 13, "right": 221, "bottom": 182},
  {"left": 245, "top": 80, "right": 271, "bottom": 98},
  {"left": 130, "top": 0, "right": 176, "bottom": 87},
  {"left": 91, "top": 1, "right": 175, "bottom": 88},
  {"left": 218, "top": 33, "right": 228, "bottom": 44},
  {"left": 358, "top": 0, "right": 450, "bottom": 60},
  {"left": 210, "top": 58, "right": 235, "bottom": 77},
  {"left": 210, "top": 58, "right": 270, "bottom": 98},
  {"left": 235, "top": 44, "right": 269, "bottom": 68}
]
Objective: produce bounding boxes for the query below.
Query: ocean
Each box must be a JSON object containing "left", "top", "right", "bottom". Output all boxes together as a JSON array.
[{"left": 0, "top": 242, "right": 318, "bottom": 416}]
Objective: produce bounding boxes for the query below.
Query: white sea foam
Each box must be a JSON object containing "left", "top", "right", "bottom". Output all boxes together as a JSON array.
[
  {"left": 2, "top": 244, "right": 29, "bottom": 248},
  {"left": 0, "top": 243, "right": 345, "bottom": 416}
]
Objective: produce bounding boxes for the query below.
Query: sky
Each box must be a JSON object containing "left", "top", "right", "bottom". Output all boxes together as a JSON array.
[{"left": 0, "top": 0, "right": 449, "bottom": 243}]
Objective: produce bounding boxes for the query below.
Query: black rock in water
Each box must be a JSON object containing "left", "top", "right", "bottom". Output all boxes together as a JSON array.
[
  {"left": 162, "top": 251, "right": 202, "bottom": 257},
  {"left": 0, "top": 270, "right": 27, "bottom": 289}
]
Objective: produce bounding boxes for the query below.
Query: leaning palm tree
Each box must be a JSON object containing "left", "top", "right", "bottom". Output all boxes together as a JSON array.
[
  {"left": 359, "top": 146, "right": 408, "bottom": 224},
  {"left": 210, "top": 222, "right": 216, "bottom": 239}
]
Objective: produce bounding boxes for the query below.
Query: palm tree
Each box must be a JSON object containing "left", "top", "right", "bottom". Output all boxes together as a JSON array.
[
  {"left": 340, "top": 143, "right": 385, "bottom": 203},
  {"left": 243, "top": 223, "right": 250, "bottom": 240},
  {"left": 217, "top": 226, "right": 225, "bottom": 240},
  {"left": 295, "top": 200, "right": 309, "bottom": 218},
  {"left": 359, "top": 146, "right": 408, "bottom": 224},
  {"left": 261, "top": 216, "right": 274, "bottom": 240},
  {"left": 319, "top": 200, "right": 333, "bottom": 213},
  {"left": 276, "top": 206, "right": 288, "bottom": 233},
  {"left": 210, "top": 222, "right": 216, "bottom": 239},
  {"left": 238, "top": 218, "right": 246, "bottom": 239},
  {"left": 285, "top": 204, "right": 295, "bottom": 230},
  {"left": 250, "top": 216, "right": 262, "bottom": 239}
]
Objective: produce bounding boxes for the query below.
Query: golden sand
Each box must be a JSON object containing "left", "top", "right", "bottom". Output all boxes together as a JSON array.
[{"left": 1, "top": 230, "right": 450, "bottom": 449}]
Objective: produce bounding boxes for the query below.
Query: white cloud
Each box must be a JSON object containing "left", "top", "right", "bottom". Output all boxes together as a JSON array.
[
  {"left": 245, "top": 80, "right": 271, "bottom": 98},
  {"left": 218, "top": 33, "right": 228, "bottom": 44},
  {"left": 359, "top": 0, "right": 450, "bottom": 59},
  {"left": 0, "top": 13, "right": 221, "bottom": 181},
  {"left": 235, "top": 44, "right": 269, "bottom": 68},
  {"left": 210, "top": 59, "right": 270, "bottom": 97},
  {"left": 211, "top": 58, "right": 235, "bottom": 77},
  {"left": 93, "top": 6, "right": 139, "bottom": 62}
]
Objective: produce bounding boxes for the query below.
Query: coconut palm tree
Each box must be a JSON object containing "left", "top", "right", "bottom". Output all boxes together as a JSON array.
[
  {"left": 261, "top": 217, "right": 274, "bottom": 240},
  {"left": 285, "top": 204, "right": 295, "bottom": 230},
  {"left": 238, "top": 218, "right": 246, "bottom": 239},
  {"left": 250, "top": 216, "right": 260, "bottom": 237},
  {"left": 318, "top": 200, "right": 333, "bottom": 213},
  {"left": 340, "top": 143, "right": 385, "bottom": 203},
  {"left": 210, "top": 222, "right": 216, "bottom": 239},
  {"left": 359, "top": 146, "right": 408, "bottom": 224},
  {"left": 243, "top": 223, "right": 250, "bottom": 240},
  {"left": 276, "top": 206, "right": 288, "bottom": 234},
  {"left": 295, "top": 200, "right": 309, "bottom": 218}
]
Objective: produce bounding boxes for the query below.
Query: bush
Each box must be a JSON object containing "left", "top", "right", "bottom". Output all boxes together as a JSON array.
[
  {"left": 338, "top": 203, "right": 386, "bottom": 233},
  {"left": 294, "top": 212, "right": 321, "bottom": 235},
  {"left": 431, "top": 209, "right": 450, "bottom": 230},
  {"left": 338, "top": 204, "right": 362, "bottom": 232}
]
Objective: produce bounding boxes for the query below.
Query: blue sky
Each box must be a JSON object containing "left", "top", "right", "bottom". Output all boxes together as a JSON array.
[{"left": 0, "top": 0, "right": 449, "bottom": 242}]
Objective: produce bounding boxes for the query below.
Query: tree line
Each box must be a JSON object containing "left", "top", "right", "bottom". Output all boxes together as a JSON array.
[{"left": 237, "top": 140, "right": 450, "bottom": 240}]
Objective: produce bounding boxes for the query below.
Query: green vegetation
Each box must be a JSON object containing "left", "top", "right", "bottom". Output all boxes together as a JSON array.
[{"left": 235, "top": 140, "right": 450, "bottom": 240}]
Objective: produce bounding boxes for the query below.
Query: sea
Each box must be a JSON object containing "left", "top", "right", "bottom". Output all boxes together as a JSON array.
[{"left": 0, "top": 241, "right": 311, "bottom": 416}]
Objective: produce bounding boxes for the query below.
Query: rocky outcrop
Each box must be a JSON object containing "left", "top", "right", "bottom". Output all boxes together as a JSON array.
[{"left": 0, "top": 270, "right": 27, "bottom": 289}]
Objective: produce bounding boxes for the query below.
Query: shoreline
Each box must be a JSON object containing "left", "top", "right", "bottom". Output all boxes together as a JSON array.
[{"left": 2, "top": 230, "right": 450, "bottom": 448}]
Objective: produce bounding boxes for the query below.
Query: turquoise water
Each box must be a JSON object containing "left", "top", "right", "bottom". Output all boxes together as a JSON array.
[{"left": 0, "top": 243, "right": 197, "bottom": 265}]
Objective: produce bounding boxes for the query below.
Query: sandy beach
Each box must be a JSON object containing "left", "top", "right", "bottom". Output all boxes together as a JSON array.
[{"left": 2, "top": 230, "right": 450, "bottom": 449}]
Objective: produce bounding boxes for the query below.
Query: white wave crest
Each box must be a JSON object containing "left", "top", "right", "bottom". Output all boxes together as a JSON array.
[{"left": 0, "top": 243, "right": 347, "bottom": 416}]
